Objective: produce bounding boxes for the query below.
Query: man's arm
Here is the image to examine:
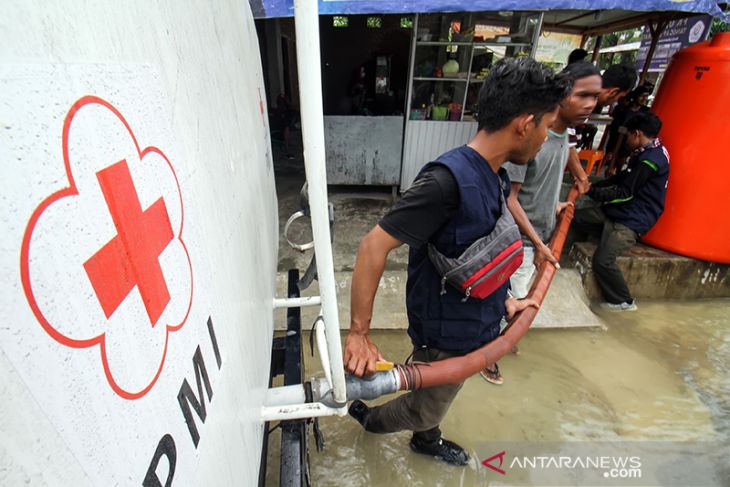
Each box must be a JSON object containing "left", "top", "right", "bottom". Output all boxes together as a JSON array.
[
  {"left": 567, "top": 147, "right": 591, "bottom": 195},
  {"left": 345, "top": 224, "right": 403, "bottom": 377},
  {"left": 588, "top": 159, "right": 656, "bottom": 203},
  {"left": 506, "top": 182, "right": 558, "bottom": 268}
]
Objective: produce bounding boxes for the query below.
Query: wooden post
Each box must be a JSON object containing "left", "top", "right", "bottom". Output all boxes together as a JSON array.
[
  {"left": 591, "top": 35, "right": 603, "bottom": 63},
  {"left": 640, "top": 20, "right": 668, "bottom": 85}
]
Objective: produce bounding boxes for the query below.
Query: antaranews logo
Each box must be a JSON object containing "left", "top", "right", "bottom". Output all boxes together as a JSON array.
[
  {"left": 482, "top": 450, "right": 507, "bottom": 475},
  {"left": 20, "top": 96, "right": 193, "bottom": 400},
  {"left": 482, "top": 448, "right": 642, "bottom": 481},
  {"left": 478, "top": 441, "right": 722, "bottom": 486}
]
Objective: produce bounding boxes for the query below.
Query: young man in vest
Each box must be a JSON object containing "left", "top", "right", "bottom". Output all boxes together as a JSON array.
[
  {"left": 571, "top": 112, "right": 669, "bottom": 310},
  {"left": 480, "top": 61, "right": 603, "bottom": 386},
  {"left": 343, "top": 58, "right": 571, "bottom": 466}
]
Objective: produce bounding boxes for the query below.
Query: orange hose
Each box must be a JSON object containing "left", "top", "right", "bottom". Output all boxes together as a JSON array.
[{"left": 398, "top": 186, "right": 580, "bottom": 390}]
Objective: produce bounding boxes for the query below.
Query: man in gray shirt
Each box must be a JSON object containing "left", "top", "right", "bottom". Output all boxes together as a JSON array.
[
  {"left": 481, "top": 61, "right": 601, "bottom": 385},
  {"left": 507, "top": 61, "right": 601, "bottom": 297},
  {"left": 506, "top": 128, "right": 574, "bottom": 296}
]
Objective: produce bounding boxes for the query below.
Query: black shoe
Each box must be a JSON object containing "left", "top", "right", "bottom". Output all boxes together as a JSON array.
[
  {"left": 348, "top": 400, "right": 370, "bottom": 428},
  {"left": 409, "top": 436, "right": 470, "bottom": 466}
]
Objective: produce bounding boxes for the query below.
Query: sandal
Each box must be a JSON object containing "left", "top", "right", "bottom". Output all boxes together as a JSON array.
[{"left": 480, "top": 363, "right": 504, "bottom": 385}]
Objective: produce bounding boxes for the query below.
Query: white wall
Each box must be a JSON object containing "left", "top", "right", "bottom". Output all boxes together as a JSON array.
[
  {"left": 400, "top": 120, "right": 478, "bottom": 191},
  {"left": 0, "top": 1, "right": 276, "bottom": 485}
]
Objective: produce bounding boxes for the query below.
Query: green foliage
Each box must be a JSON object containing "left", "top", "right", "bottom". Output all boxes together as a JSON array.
[
  {"left": 710, "top": 18, "right": 730, "bottom": 36},
  {"left": 333, "top": 16, "right": 348, "bottom": 28},
  {"left": 585, "top": 27, "right": 644, "bottom": 51},
  {"left": 367, "top": 17, "right": 382, "bottom": 28},
  {"left": 400, "top": 17, "right": 414, "bottom": 29},
  {"left": 596, "top": 51, "right": 638, "bottom": 70}
]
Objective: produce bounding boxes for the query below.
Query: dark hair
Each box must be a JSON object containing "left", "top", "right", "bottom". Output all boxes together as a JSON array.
[
  {"left": 568, "top": 48, "right": 588, "bottom": 65},
  {"left": 626, "top": 86, "right": 651, "bottom": 104},
  {"left": 624, "top": 112, "right": 662, "bottom": 138},
  {"left": 477, "top": 57, "right": 572, "bottom": 132},
  {"left": 560, "top": 60, "right": 601, "bottom": 82},
  {"left": 602, "top": 64, "right": 638, "bottom": 92}
]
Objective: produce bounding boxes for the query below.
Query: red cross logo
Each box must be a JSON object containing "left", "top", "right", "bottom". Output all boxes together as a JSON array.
[
  {"left": 21, "top": 95, "right": 193, "bottom": 400},
  {"left": 83, "top": 160, "right": 174, "bottom": 325}
]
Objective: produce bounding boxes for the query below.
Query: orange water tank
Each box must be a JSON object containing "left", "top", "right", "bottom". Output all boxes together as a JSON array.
[{"left": 642, "top": 32, "right": 730, "bottom": 263}]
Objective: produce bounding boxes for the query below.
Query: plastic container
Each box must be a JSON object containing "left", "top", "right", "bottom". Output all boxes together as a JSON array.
[
  {"left": 448, "top": 103, "right": 462, "bottom": 121},
  {"left": 410, "top": 108, "right": 427, "bottom": 121},
  {"left": 431, "top": 106, "right": 448, "bottom": 121},
  {"left": 641, "top": 32, "right": 730, "bottom": 263}
]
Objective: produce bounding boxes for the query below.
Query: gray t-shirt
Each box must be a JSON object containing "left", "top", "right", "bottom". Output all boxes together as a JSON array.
[{"left": 504, "top": 129, "right": 573, "bottom": 245}]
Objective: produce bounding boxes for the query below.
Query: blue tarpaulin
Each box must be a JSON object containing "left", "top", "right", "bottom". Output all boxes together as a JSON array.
[{"left": 251, "top": 0, "right": 724, "bottom": 20}]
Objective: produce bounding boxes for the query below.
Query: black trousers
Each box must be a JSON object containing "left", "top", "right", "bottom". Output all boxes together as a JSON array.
[
  {"left": 362, "top": 346, "right": 463, "bottom": 443},
  {"left": 571, "top": 206, "right": 637, "bottom": 304}
]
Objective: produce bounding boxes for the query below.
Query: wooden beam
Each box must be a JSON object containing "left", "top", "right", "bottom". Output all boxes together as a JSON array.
[
  {"left": 553, "top": 10, "right": 601, "bottom": 27},
  {"left": 591, "top": 35, "right": 603, "bottom": 63},
  {"left": 640, "top": 20, "right": 669, "bottom": 84},
  {"left": 540, "top": 23, "right": 585, "bottom": 35}
]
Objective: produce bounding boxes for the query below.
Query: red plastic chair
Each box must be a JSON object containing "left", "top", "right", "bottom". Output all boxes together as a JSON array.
[{"left": 578, "top": 149, "right": 604, "bottom": 176}]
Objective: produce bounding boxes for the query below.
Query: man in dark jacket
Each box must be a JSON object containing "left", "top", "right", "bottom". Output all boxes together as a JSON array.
[
  {"left": 343, "top": 58, "right": 571, "bottom": 465},
  {"left": 572, "top": 112, "right": 669, "bottom": 310}
]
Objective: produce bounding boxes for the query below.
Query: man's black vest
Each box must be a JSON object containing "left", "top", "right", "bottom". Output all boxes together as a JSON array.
[{"left": 406, "top": 146, "right": 511, "bottom": 354}]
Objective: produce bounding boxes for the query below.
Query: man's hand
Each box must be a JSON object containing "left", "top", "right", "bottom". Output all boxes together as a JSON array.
[
  {"left": 505, "top": 297, "right": 540, "bottom": 320},
  {"left": 533, "top": 242, "right": 559, "bottom": 269},
  {"left": 556, "top": 201, "right": 574, "bottom": 217},
  {"left": 344, "top": 332, "right": 384, "bottom": 377},
  {"left": 575, "top": 178, "right": 591, "bottom": 195}
]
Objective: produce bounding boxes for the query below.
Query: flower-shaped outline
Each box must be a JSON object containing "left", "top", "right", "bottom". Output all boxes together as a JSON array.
[{"left": 20, "top": 95, "right": 194, "bottom": 400}]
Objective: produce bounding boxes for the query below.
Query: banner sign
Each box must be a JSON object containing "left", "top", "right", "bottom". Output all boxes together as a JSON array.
[
  {"left": 536, "top": 31, "right": 583, "bottom": 64},
  {"left": 636, "top": 14, "right": 712, "bottom": 72}
]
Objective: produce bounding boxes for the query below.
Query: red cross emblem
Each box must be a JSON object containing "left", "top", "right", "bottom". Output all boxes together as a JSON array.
[
  {"left": 21, "top": 96, "right": 193, "bottom": 399},
  {"left": 83, "top": 159, "right": 174, "bottom": 325}
]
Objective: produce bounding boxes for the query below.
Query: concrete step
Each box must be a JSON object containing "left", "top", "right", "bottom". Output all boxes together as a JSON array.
[
  {"left": 568, "top": 241, "right": 730, "bottom": 300},
  {"left": 533, "top": 268, "right": 602, "bottom": 328},
  {"left": 274, "top": 270, "right": 407, "bottom": 331},
  {"left": 275, "top": 268, "right": 602, "bottom": 331}
]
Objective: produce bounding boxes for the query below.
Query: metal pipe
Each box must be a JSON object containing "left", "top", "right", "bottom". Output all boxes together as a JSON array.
[
  {"left": 264, "top": 384, "right": 307, "bottom": 407},
  {"left": 460, "top": 41, "right": 475, "bottom": 121},
  {"left": 260, "top": 403, "right": 347, "bottom": 422},
  {"left": 272, "top": 296, "right": 322, "bottom": 309},
  {"left": 293, "top": 0, "right": 347, "bottom": 405},
  {"left": 403, "top": 13, "right": 418, "bottom": 127},
  {"left": 530, "top": 12, "right": 545, "bottom": 59},
  {"left": 310, "top": 371, "right": 401, "bottom": 408},
  {"left": 315, "top": 316, "right": 333, "bottom": 388}
]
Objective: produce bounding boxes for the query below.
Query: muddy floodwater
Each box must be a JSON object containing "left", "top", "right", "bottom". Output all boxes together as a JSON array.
[{"left": 266, "top": 300, "right": 730, "bottom": 486}]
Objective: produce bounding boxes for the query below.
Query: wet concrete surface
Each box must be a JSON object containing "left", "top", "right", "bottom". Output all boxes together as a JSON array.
[
  {"left": 267, "top": 300, "right": 730, "bottom": 486},
  {"left": 274, "top": 145, "right": 408, "bottom": 275}
]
